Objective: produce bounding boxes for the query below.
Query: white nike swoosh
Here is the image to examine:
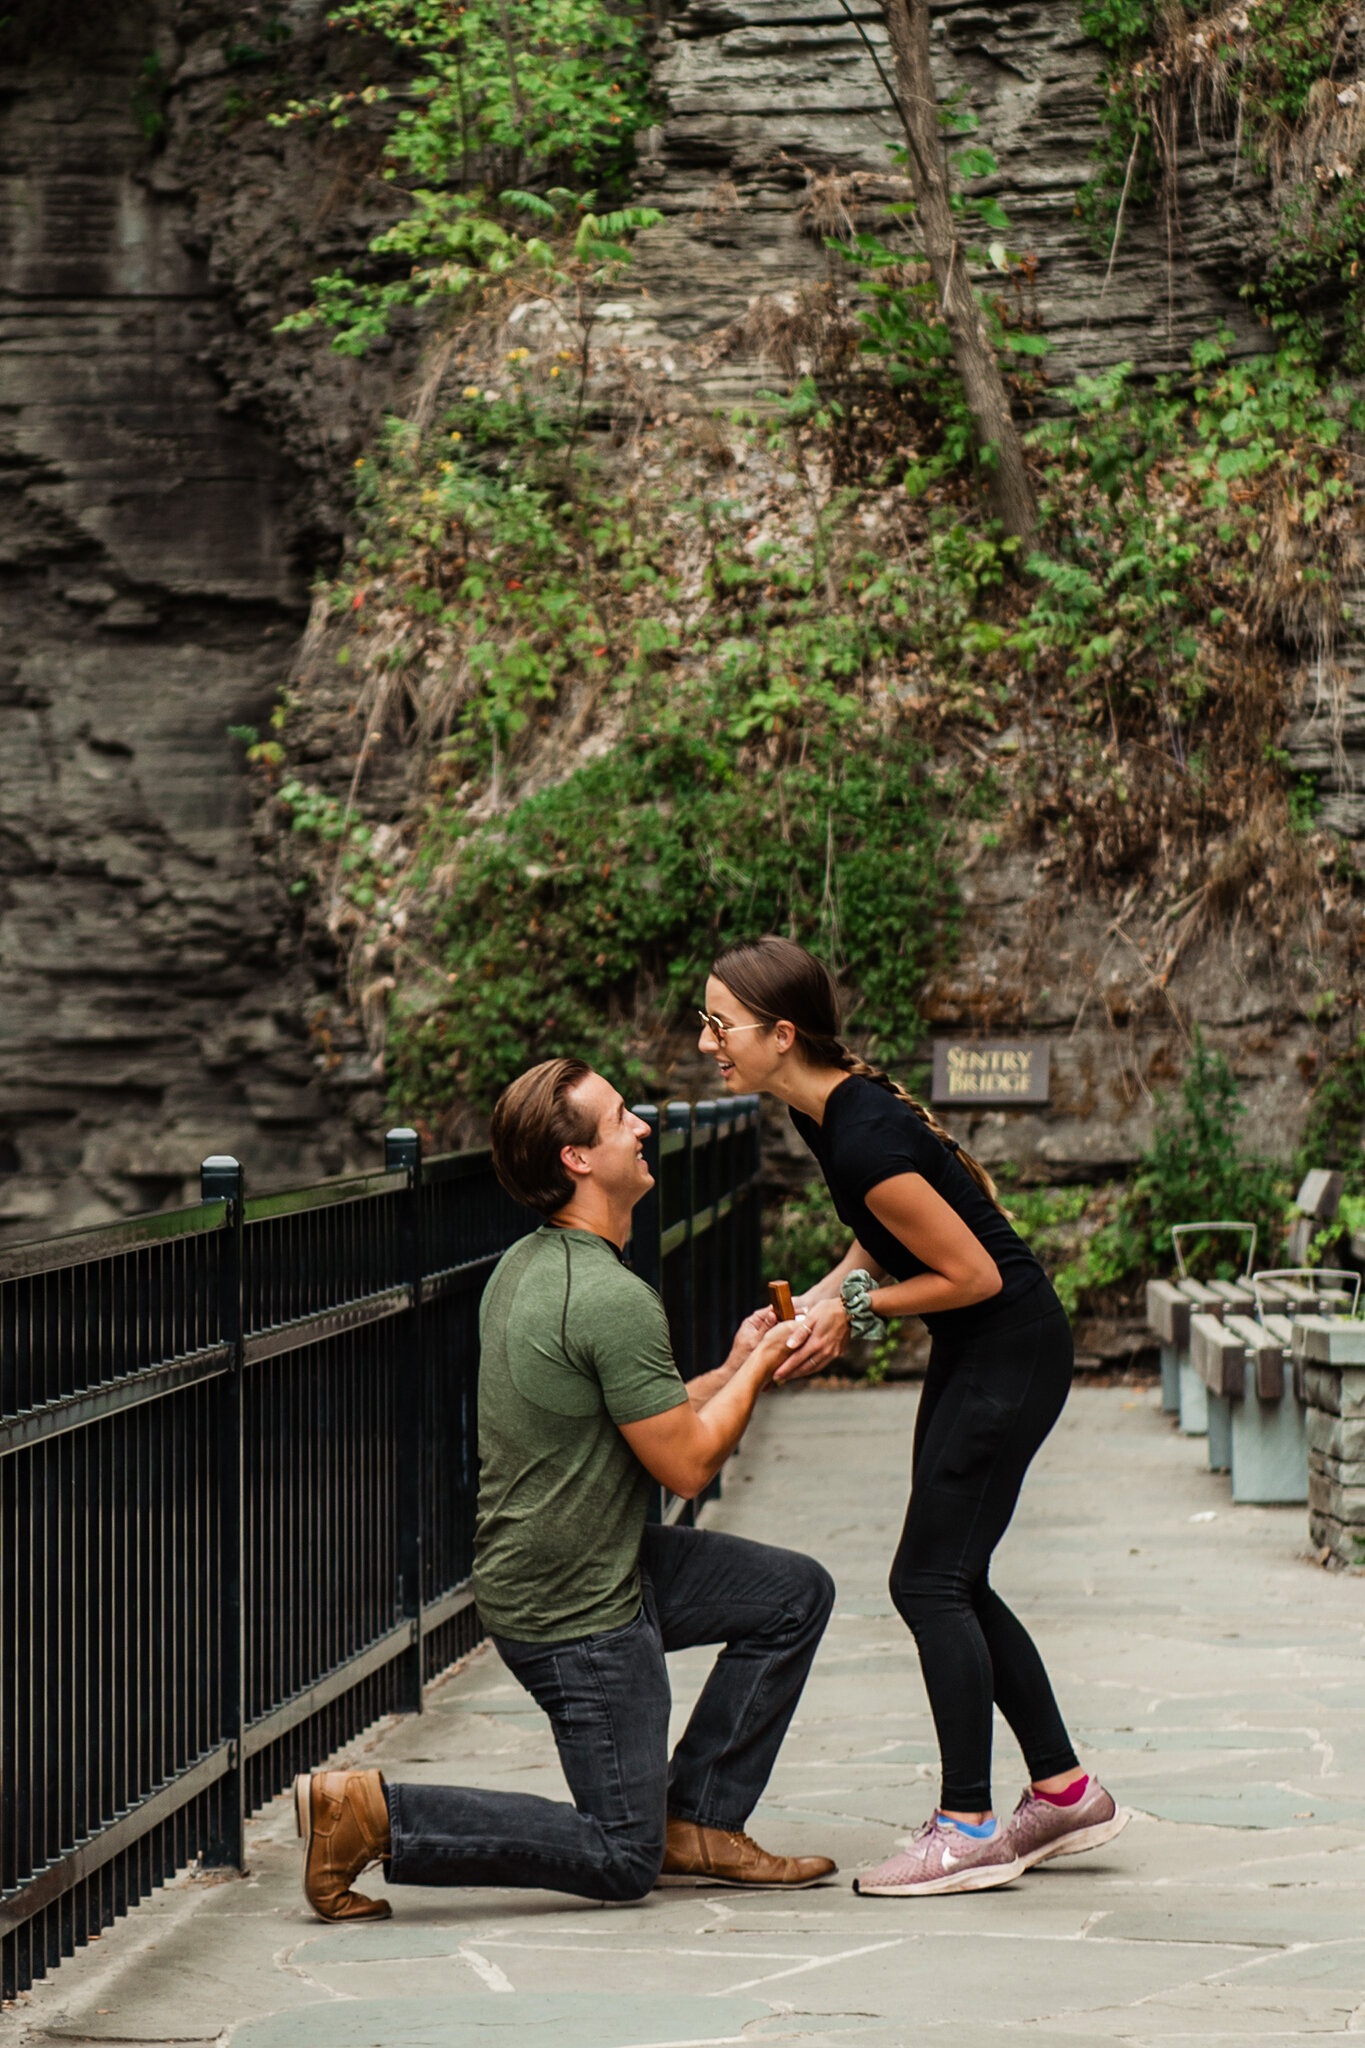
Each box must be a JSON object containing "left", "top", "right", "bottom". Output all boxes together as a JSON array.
[{"left": 939, "top": 1846, "right": 963, "bottom": 1869}]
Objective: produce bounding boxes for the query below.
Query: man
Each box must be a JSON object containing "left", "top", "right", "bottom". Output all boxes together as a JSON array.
[{"left": 294, "top": 1057, "right": 837, "bottom": 1919}]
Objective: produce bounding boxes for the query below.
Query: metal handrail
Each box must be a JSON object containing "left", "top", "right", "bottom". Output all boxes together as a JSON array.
[
  {"left": 1172, "top": 1220, "right": 1257, "bottom": 1279},
  {"left": 2, "top": 1095, "right": 763, "bottom": 2000}
]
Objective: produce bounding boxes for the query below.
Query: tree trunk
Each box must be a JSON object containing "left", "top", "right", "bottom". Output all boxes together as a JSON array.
[{"left": 880, "top": 0, "right": 1037, "bottom": 541}]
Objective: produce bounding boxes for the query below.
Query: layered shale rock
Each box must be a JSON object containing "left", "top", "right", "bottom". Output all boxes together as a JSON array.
[
  {"left": 630, "top": 0, "right": 1267, "bottom": 394},
  {"left": 0, "top": 3, "right": 370, "bottom": 1239}
]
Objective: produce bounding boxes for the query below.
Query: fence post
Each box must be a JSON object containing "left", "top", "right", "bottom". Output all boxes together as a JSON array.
[
  {"left": 629, "top": 1106, "right": 661, "bottom": 1294},
  {"left": 386, "top": 1128, "right": 425, "bottom": 1715},
  {"left": 201, "top": 1154, "right": 244, "bottom": 1870},
  {"left": 743, "top": 1095, "right": 763, "bottom": 1306},
  {"left": 695, "top": 1101, "right": 721, "bottom": 1375},
  {"left": 665, "top": 1102, "right": 696, "bottom": 1380}
]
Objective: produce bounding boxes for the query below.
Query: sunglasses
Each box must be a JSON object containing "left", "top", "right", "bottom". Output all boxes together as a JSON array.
[{"left": 697, "top": 1010, "right": 769, "bottom": 1049}]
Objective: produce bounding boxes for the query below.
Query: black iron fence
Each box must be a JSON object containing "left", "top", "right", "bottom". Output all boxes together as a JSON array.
[{"left": 0, "top": 1094, "right": 762, "bottom": 1997}]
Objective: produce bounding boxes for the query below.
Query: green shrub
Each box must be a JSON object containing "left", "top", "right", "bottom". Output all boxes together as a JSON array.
[
  {"left": 1298, "top": 1033, "right": 1365, "bottom": 1194},
  {"left": 1052, "top": 1037, "right": 1290, "bottom": 1308},
  {"left": 386, "top": 726, "right": 962, "bottom": 1114},
  {"left": 763, "top": 1182, "right": 850, "bottom": 1297}
]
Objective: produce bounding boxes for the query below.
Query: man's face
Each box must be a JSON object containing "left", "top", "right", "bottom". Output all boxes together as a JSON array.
[{"left": 563, "top": 1072, "right": 654, "bottom": 1206}]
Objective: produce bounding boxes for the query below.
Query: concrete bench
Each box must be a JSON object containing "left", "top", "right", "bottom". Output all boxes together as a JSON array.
[
  {"left": 1146, "top": 1279, "right": 1190, "bottom": 1417},
  {"left": 1189, "top": 1308, "right": 1247, "bottom": 1470},
  {"left": 1222, "top": 1314, "right": 1307, "bottom": 1504},
  {"left": 1189, "top": 1311, "right": 1308, "bottom": 1502},
  {"left": 1201, "top": 1282, "right": 1258, "bottom": 1466},
  {"left": 1170, "top": 1279, "right": 1227, "bottom": 1435},
  {"left": 1294, "top": 1317, "right": 1365, "bottom": 1564},
  {"left": 1144, "top": 1268, "right": 1339, "bottom": 1445}
]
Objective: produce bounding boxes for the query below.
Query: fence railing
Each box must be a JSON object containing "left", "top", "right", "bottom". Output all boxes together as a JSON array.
[{"left": 0, "top": 1094, "right": 762, "bottom": 1998}]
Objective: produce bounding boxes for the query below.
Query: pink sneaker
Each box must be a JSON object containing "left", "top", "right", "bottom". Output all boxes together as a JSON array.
[
  {"left": 1004, "top": 1779, "right": 1131, "bottom": 1869},
  {"left": 854, "top": 1815, "right": 1024, "bottom": 1897}
]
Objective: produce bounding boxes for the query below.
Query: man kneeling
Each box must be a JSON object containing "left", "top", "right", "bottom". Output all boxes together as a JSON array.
[{"left": 296, "top": 1057, "right": 836, "bottom": 1918}]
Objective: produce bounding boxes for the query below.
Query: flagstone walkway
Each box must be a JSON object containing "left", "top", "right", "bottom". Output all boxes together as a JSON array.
[{"left": 13, "top": 1381, "right": 1365, "bottom": 2047}]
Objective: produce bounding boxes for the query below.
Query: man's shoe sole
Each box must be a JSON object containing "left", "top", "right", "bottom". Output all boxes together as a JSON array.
[
  {"left": 294, "top": 1774, "right": 321, "bottom": 1918},
  {"left": 1021, "top": 1807, "right": 1132, "bottom": 1869},
  {"left": 294, "top": 1774, "right": 313, "bottom": 1847},
  {"left": 656, "top": 1870, "right": 834, "bottom": 1890},
  {"left": 854, "top": 1854, "right": 1025, "bottom": 1898}
]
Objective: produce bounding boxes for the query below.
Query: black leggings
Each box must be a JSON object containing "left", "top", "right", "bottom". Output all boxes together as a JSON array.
[{"left": 888, "top": 1279, "right": 1079, "bottom": 1812}]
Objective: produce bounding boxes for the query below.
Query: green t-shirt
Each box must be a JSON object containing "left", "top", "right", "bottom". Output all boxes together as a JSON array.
[{"left": 472, "top": 1225, "right": 688, "bottom": 1643}]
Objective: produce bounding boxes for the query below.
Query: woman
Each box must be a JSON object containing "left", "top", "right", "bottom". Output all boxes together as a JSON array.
[{"left": 698, "top": 936, "right": 1128, "bottom": 1898}]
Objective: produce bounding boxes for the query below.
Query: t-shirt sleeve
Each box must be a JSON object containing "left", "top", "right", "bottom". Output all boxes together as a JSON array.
[
  {"left": 573, "top": 1268, "right": 689, "bottom": 1425},
  {"left": 837, "top": 1106, "right": 939, "bottom": 1203}
]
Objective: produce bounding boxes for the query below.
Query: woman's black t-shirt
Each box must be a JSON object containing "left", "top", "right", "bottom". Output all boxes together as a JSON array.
[{"left": 789, "top": 1075, "right": 1046, "bottom": 1338}]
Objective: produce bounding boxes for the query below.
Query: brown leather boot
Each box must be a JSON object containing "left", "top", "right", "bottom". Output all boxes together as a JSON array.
[
  {"left": 659, "top": 1816, "right": 836, "bottom": 1889},
  {"left": 295, "top": 1769, "right": 392, "bottom": 1921}
]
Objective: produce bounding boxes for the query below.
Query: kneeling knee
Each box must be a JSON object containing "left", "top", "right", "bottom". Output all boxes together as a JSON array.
[
  {"left": 805, "top": 1559, "right": 836, "bottom": 1626},
  {"left": 596, "top": 1835, "right": 664, "bottom": 1904}
]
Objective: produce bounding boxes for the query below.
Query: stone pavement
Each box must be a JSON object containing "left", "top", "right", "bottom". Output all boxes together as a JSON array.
[{"left": 13, "top": 1383, "right": 1365, "bottom": 2048}]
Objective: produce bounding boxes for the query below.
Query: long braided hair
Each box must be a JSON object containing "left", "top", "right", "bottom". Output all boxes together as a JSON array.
[{"left": 711, "top": 936, "right": 1004, "bottom": 1212}]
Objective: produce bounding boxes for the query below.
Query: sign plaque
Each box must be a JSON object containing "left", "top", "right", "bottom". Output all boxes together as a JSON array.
[{"left": 930, "top": 1039, "right": 1050, "bottom": 1108}]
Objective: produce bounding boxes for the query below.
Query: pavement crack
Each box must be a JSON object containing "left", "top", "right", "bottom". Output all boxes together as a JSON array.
[{"left": 270, "top": 1937, "right": 353, "bottom": 2002}]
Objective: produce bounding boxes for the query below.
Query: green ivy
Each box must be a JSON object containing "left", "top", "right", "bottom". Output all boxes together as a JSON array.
[{"left": 1016, "top": 333, "right": 1360, "bottom": 683}]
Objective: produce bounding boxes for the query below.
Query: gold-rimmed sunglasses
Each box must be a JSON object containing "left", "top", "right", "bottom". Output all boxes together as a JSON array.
[{"left": 697, "top": 1009, "right": 768, "bottom": 1049}]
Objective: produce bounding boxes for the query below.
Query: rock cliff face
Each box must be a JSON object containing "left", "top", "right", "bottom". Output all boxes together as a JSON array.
[
  {"left": 0, "top": 3, "right": 364, "bottom": 1238},
  {"left": 632, "top": 0, "right": 1267, "bottom": 390},
  {"left": 0, "top": 1, "right": 1347, "bottom": 1241}
]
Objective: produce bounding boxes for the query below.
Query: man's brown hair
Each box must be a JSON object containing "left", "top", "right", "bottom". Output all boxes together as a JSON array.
[{"left": 489, "top": 1057, "right": 599, "bottom": 1215}]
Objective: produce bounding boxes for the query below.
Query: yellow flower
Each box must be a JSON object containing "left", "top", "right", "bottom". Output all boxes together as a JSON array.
[
  {"left": 449, "top": 430, "right": 462, "bottom": 441},
  {"left": 462, "top": 384, "right": 481, "bottom": 398},
  {"left": 550, "top": 366, "right": 561, "bottom": 377},
  {"left": 354, "top": 457, "right": 365, "bottom": 467}
]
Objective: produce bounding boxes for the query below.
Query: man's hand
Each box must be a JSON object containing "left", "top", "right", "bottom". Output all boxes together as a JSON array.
[
  {"left": 726, "top": 1304, "right": 778, "bottom": 1368},
  {"left": 749, "top": 1316, "right": 806, "bottom": 1386},
  {"left": 773, "top": 1295, "right": 850, "bottom": 1383}
]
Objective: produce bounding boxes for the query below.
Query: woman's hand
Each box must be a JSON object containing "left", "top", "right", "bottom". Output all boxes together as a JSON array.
[{"left": 773, "top": 1295, "right": 850, "bottom": 1382}]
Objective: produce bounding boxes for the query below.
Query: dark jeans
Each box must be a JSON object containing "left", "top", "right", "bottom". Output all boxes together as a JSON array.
[
  {"left": 385, "top": 1522, "right": 834, "bottom": 1902},
  {"left": 888, "top": 1278, "right": 1079, "bottom": 1812}
]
